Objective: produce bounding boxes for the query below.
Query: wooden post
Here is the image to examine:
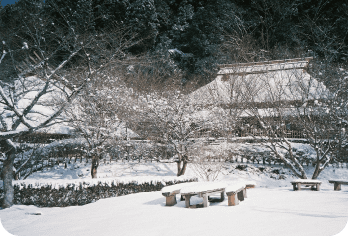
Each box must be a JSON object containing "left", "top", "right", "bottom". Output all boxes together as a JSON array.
[
  {"left": 228, "top": 193, "right": 239, "bottom": 206},
  {"left": 237, "top": 190, "right": 245, "bottom": 201},
  {"left": 221, "top": 192, "right": 225, "bottom": 201},
  {"left": 165, "top": 195, "right": 177, "bottom": 206},
  {"left": 297, "top": 183, "right": 301, "bottom": 190},
  {"left": 334, "top": 183, "right": 341, "bottom": 191},
  {"left": 185, "top": 195, "right": 191, "bottom": 208},
  {"left": 203, "top": 194, "right": 208, "bottom": 207},
  {"left": 292, "top": 183, "right": 296, "bottom": 191},
  {"left": 316, "top": 184, "right": 320, "bottom": 191}
]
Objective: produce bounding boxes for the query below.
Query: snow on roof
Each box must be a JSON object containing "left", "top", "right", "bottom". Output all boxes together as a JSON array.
[
  {"left": 217, "top": 58, "right": 312, "bottom": 75},
  {"left": 113, "top": 123, "right": 140, "bottom": 139},
  {"left": 41, "top": 124, "right": 74, "bottom": 134},
  {"left": 188, "top": 58, "right": 328, "bottom": 106}
]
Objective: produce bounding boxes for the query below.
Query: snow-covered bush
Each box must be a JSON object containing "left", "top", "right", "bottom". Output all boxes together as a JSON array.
[{"left": 0, "top": 177, "right": 197, "bottom": 207}]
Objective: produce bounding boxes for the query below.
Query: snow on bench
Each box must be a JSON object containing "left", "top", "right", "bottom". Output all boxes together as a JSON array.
[
  {"left": 180, "top": 182, "right": 228, "bottom": 208},
  {"left": 328, "top": 180, "right": 348, "bottom": 191},
  {"left": 291, "top": 179, "right": 322, "bottom": 191},
  {"left": 225, "top": 184, "right": 246, "bottom": 206},
  {"left": 162, "top": 181, "right": 256, "bottom": 208},
  {"left": 161, "top": 182, "right": 197, "bottom": 206}
]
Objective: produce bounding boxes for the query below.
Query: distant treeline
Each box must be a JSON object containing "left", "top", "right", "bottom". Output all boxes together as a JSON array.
[{"left": 1, "top": 0, "right": 347, "bottom": 85}]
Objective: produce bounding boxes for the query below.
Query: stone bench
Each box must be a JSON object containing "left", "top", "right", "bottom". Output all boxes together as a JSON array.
[
  {"left": 161, "top": 182, "right": 197, "bottom": 206},
  {"left": 291, "top": 179, "right": 322, "bottom": 191},
  {"left": 180, "top": 182, "right": 227, "bottom": 208},
  {"left": 328, "top": 180, "right": 348, "bottom": 191},
  {"left": 226, "top": 184, "right": 247, "bottom": 206},
  {"left": 246, "top": 182, "right": 256, "bottom": 189}
]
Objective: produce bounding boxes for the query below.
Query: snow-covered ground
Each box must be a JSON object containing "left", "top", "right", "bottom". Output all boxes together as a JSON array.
[{"left": 1, "top": 161, "right": 348, "bottom": 236}]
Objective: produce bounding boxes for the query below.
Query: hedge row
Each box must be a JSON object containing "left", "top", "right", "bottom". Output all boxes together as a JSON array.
[{"left": 0, "top": 178, "right": 197, "bottom": 207}]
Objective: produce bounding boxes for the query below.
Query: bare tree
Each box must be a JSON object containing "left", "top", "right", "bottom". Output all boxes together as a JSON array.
[
  {"left": 0, "top": 9, "right": 138, "bottom": 208},
  {"left": 189, "top": 141, "right": 227, "bottom": 181},
  {"left": 129, "top": 91, "right": 206, "bottom": 176},
  {"left": 65, "top": 76, "right": 135, "bottom": 178}
]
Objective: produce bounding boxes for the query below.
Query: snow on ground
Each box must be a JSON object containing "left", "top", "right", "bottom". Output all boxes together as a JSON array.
[
  {"left": 1, "top": 161, "right": 348, "bottom": 236},
  {"left": 1, "top": 185, "right": 348, "bottom": 236},
  {"left": 13, "top": 159, "right": 348, "bottom": 190}
]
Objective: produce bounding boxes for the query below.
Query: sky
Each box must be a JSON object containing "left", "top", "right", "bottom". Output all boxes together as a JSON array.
[{"left": 1, "top": 0, "right": 18, "bottom": 7}]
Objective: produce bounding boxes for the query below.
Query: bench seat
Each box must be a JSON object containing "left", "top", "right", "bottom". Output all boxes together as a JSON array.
[
  {"left": 328, "top": 180, "right": 348, "bottom": 191},
  {"left": 291, "top": 179, "right": 322, "bottom": 191},
  {"left": 161, "top": 182, "right": 197, "bottom": 206},
  {"left": 180, "top": 182, "right": 227, "bottom": 208}
]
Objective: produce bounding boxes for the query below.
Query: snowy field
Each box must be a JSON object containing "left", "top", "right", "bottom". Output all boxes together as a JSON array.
[{"left": 1, "top": 161, "right": 348, "bottom": 236}]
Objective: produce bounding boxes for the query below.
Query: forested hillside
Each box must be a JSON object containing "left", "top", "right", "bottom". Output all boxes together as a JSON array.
[{"left": 1, "top": 0, "right": 347, "bottom": 88}]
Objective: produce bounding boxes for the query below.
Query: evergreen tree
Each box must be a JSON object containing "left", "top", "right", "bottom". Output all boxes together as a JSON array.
[{"left": 125, "top": 0, "right": 159, "bottom": 53}]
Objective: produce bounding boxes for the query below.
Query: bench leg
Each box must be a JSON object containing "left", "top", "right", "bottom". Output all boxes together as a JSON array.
[
  {"left": 243, "top": 188, "right": 247, "bottom": 198},
  {"left": 297, "top": 183, "right": 301, "bottom": 191},
  {"left": 334, "top": 183, "right": 341, "bottom": 191},
  {"left": 292, "top": 183, "right": 297, "bottom": 191},
  {"left": 166, "top": 195, "right": 177, "bottom": 206},
  {"left": 237, "top": 190, "right": 245, "bottom": 201},
  {"left": 316, "top": 184, "right": 321, "bottom": 191},
  {"left": 221, "top": 191, "right": 225, "bottom": 201},
  {"left": 203, "top": 194, "right": 208, "bottom": 208},
  {"left": 228, "top": 194, "right": 239, "bottom": 206},
  {"left": 185, "top": 195, "right": 191, "bottom": 208}
]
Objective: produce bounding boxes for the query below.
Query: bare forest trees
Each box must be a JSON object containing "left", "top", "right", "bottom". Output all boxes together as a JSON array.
[
  {"left": 127, "top": 91, "right": 206, "bottom": 176},
  {"left": 0, "top": 5, "right": 139, "bottom": 207},
  {"left": 65, "top": 76, "right": 136, "bottom": 178}
]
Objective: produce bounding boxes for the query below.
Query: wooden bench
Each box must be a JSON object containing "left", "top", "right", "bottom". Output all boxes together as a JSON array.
[
  {"left": 180, "top": 182, "right": 227, "bottom": 208},
  {"left": 226, "top": 184, "right": 246, "bottom": 206},
  {"left": 328, "top": 180, "right": 348, "bottom": 191},
  {"left": 291, "top": 179, "right": 322, "bottom": 191},
  {"left": 161, "top": 182, "right": 197, "bottom": 206}
]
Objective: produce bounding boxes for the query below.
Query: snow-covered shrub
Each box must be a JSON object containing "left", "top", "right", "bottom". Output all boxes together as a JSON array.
[{"left": 0, "top": 177, "right": 197, "bottom": 207}]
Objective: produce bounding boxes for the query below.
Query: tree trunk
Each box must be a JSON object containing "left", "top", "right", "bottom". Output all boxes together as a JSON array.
[
  {"left": 177, "top": 161, "right": 188, "bottom": 176},
  {"left": 1, "top": 140, "right": 16, "bottom": 209},
  {"left": 273, "top": 147, "right": 307, "bottom": 179},
  {"left": 311, "top": 149, "right": 323, "bottom": 179},
  {"left": 176, "top": 161, "right": 181, "bottom": 176},
  {"left": 91, "top": 155, "right": 99, "bottom": 178}
]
